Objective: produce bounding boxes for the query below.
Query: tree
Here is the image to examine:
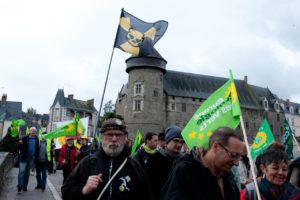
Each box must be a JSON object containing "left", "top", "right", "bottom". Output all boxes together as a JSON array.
[
  {"left": 26, "top": 107, "right": 37, "bottom": 116},
  {"left": 103, "top": 100, "right": 114, "bottom": 114},
  {"left": 98, "top": 100, "right": 123, "bottom": 128}
]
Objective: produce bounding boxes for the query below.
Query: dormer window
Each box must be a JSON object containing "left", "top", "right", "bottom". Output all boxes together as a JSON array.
[
  {"left": 274, "top": 102, "right": 280, "bottom": 112},
  {"left": 263, "top": 99, "right": 268, "bottom": 110},
  {"left": 290, "top": 106, "right": 294, "bottom": 114}
]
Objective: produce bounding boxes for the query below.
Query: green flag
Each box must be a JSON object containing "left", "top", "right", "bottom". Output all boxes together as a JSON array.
[
  {"left": 182, "top": 70, "right": 241, "bottom": 149},
  {"left": 38, "top": 128, "right": 43, "bottom": 141},
  {"left": 43, "top": 113, "right": 79, "bottom": 139},
  {"left": 26, "top": 127, "right": 30, "bottom": 135},
  {"left": 250, "top": 118, "right": 275, "bottom": 158},
  {"left": 10, "top": 118, "right": 26, "bottom": 137},
  {"left": 96, "top": 132, "right": 101, "bottom": 142},
  {"left": 283, "top": 118, "right": 294, "bottom": 159},
  {"left": 131, "top": 130, "right": 142, "bottom": 157}
]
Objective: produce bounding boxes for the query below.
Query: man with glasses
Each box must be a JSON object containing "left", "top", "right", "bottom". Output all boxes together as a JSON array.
[
  {"left": 160, "top": 127, "right": 243, "bottom": 200},
  {"left": 62, "top": 118, "right": 154, "bottom": 200},
  {"left": 145, "top": 126, "right": 184, "bottom": 200}
]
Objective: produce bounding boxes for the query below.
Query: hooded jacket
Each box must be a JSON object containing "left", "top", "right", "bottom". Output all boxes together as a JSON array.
[
  {"left": 61, "top": 144, "right": 154, "bottom": 200},
  {"left": 160, "top": 148, "right": 240, "bottom": 200}
]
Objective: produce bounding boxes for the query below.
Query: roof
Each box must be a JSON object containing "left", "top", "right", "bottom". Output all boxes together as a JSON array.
[
  {"left": 280, "top": 100, "right": 300, "bottom": 115},
  {"left": 163, "top": 70, "right": 282, "bottom": 111},
  {"left": 51, "top": 89, "right": 97, "bottom": 112},
  {"left": 0, "top": 101, "right": 22, "bottom": 122}
]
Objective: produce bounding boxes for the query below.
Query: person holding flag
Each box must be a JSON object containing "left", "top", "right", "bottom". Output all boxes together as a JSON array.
[{"left": 17, "top": 127, "right": 39, "bottom": 193}]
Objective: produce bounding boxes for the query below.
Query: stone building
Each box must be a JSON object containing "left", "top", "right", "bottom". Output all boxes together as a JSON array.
[
  {"left": 115, "top": 50, "right": 285, "bottom": 142},
  {"left": 0, "top": 94, "right": 22, "bottom": 140},
  {"left": 48, "top": 89, "right": 98, "bottom": 136}
]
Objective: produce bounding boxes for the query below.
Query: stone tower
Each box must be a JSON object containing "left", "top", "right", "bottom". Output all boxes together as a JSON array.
[{"left": 123, "top": 49, "right": 167, "bottom": 138}]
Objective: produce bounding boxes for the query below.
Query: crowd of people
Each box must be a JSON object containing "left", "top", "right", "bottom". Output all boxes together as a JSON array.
[{"left": 15, "top": 119, "right": 300, "bottom": 200}]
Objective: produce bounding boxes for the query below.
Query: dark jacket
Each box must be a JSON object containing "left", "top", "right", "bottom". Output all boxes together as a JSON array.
[
  {"left": 160, "top": 150, "right": 240, "bottom": 200},
  {"left": 78, "top": 144, "right": 90, "bottom": 162},
  {"left": 134, "top": 147, "right": 154, "bottom": 169},
  {"left": 61, "top": 145, "right": 154, "bottom": 200},
  {"left": 287, "top": 156, "right": 300, "bottom": 187},
  {"left": 145, "top": 149, "right": 179, "bottom": 200},
  {"left": 18, "top": 135, "right": 39, "bottom": 163}
]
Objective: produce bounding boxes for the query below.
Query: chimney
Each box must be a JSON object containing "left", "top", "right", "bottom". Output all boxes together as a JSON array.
[
  {"left": 244, "top": 76, "right": 248, "bottom": 84},
  {"left": 87, "top": 99, "right": 94, "bottom": 106},
  {"left": 1, "top": 93, "right": 7, "bottom": 106},
  {"left": 68, "top": 94, "right": 74, "bottom": 101},
  {"left": 286, "top": 99, "right": 290, "bottom": 107}
]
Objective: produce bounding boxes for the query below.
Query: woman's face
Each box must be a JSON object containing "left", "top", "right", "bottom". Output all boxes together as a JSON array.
[{"left": 261, "top": 161, "right": 288, "bottom": 186}]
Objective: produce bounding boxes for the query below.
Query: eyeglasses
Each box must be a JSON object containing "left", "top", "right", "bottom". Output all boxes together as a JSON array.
[
  {"left": 218, "top": 143, "right": 240, "bottom": 160},
  {"left": 172, "top": 139, "right": 185, "bottom": 144},
  {"left": 103, "top": 133, "right": 125, "bottom": 139}
]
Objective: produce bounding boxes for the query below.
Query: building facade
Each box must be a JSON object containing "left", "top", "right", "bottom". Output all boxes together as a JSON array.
[
  {"left": 115, "top": 50, "right": 285, "bottom": 143},
  {"left": 0, "top": 94, "right": 22, "bottom": 140},
  {"left": 48, "top": 89, "right": 98, "bottom": 136}
]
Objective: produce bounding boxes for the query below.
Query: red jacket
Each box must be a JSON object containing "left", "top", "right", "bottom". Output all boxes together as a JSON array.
[{"left": 59, "top": 144, "right": 78, "bottom": 171}]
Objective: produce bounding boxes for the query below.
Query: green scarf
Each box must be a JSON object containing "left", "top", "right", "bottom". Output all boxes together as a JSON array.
[{"left": 142, "top": 143, "right": 156, "bottom": 154}]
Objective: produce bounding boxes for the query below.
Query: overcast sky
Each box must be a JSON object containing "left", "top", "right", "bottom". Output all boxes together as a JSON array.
[{"left": 1, "top": 0, "right": 300, "bottom": 115}]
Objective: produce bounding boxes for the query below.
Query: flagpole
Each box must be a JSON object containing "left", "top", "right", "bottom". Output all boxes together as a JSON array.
[
  {"left": 292, "top": 132, "right": 300, "bottom": 153},
  {"left": 93, "top": 47, "right": 115, "bottom": 137},
  {"left": 240, "top": 115, "right": 262, "bottom": 200}
]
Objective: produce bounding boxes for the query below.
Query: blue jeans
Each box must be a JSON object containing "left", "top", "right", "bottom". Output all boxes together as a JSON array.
[
  {"left": 18, "top": 159, "right": 34, "bottom": 187},
  {"left": 36, "top": 162, "right": 48, "bottom": 187}
]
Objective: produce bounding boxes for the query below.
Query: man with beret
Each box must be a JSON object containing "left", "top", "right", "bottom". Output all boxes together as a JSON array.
[
  {"left": 145, "top": 126, "right": 184, "bottom": 200},
  {"left": 59, "top": 136, "right": 79, "bottom": 183},
  {"left": 61, "top": 118, "right": 154, "bottom": 200}
]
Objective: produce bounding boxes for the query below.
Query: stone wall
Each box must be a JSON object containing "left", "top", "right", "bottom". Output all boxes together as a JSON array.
[{"left": 0, "top": 152, "right": 13, "bottom": 188}]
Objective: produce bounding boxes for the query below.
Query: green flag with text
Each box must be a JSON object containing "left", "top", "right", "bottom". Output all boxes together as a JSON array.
[
  {"left": 43, "top": 113, "right": 81, "bottom": 139},
  {"left": 131, "top": 130, "right": 142, "bottom": 157},
  {"left": 250, "top": 118, "right": 275, "bottom": 158},
  {"left": 283, "top": 118, "right": 294, "bottom": 159},
  {"left": 182, "top": 70, "right": 241, "bottom": 149}
]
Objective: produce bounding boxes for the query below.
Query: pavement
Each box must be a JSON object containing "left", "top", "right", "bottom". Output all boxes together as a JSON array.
[{"left": 0, "top": 167, "right": 63, "bottom": 200}]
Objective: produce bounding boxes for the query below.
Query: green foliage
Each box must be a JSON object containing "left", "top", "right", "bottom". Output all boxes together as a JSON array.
[
  {"left": 26, "top": 107, "right": 37, "bottom": 116},
  {"left": 0, "top": 129, "right": 19, "bottom": 153},
  {"left": 98, "top": 112, "right": 124, "bottom": 128}
]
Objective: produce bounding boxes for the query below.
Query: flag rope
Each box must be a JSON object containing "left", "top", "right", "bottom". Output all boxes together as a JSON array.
[
  {"left": 292, "top": 132, "right": 300, "bottom": 153},
  {"left": 240, "top": 115, "right": 262, "bottom": 200}
]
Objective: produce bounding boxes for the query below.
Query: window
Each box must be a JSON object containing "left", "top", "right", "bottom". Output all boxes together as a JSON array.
[
  {"left": 182, "top": 103, "right": 186, "bottom": 112},
  {"left": 264, "top": 100, "right": 268, "bottom": 109},
  {"left": 134, "top": 100, "right": 141, "bottom": 111},
  {"left": 135, "top": 84, "right": 141, "bottom": 94},
  {"left": 270, "top": 125, "right": 273, "bottom": 132},
  {"left": 193, "top": 98, "right": 195, "bottom": 102},
  {"left": 275, "top": 103, "right": 279, "bottom": 112},
  {"left": 153, "top": 89, "right": 158, "bottom": 97},
  {"left": 54, "top": 108, "right": 59, "bottom": 118},
  {"left": 290, "top": 107, "right": 294, "bottom": 114},
  {"left": 246, "top": 122, "right": 249, "bottom": 129},
  {"left": 277, "top": 114, "right": 280, "bottom": 121},
  {"left": 281, "top": 126, "right": 283, "bottom": 134},
  {"left": 170, "top": 103, "right": 176, "bottom": 111},
  {"left": 172, "top": 96, "right": 175, "bottom": 100}
]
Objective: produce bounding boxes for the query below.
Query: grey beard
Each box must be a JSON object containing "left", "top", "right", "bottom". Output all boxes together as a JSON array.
[{"left": 103, "top": 142, "right": 125, "bottom": 157}]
